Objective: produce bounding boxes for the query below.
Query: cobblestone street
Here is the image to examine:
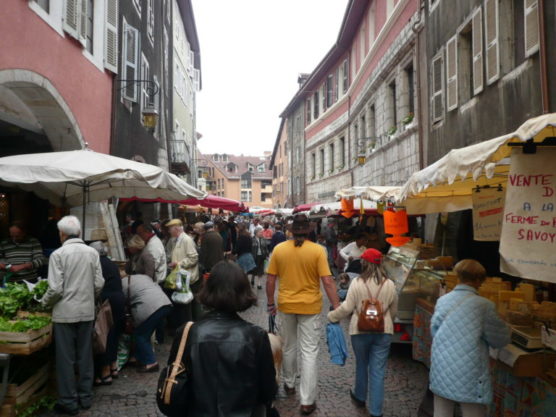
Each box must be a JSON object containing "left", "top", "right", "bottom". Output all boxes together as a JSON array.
[{"left": 40, "top": 279, "right": 428, "bottom": 417}]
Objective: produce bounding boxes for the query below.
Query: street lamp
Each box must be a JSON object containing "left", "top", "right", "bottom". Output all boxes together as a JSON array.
[
  {"left": 116, "top": 79, "right": 160, "bottom": 129},
  {"left": 142, "top": 106, "right": 159, "bottom": 129}
]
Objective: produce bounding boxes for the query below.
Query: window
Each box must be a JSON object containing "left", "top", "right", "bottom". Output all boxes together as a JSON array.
[
  {"left": 319, "top": 149, "right": 325, "bottom": 177},
  {"left": 140, "top": 54, "right": 150, "bottom": 120},
  {"left": 368, "top": 105, "right": 376, "bottom": 148},
  {"left": 122, "top": 20, "right": 139, "bottom": 102},
  {"left": 147, "top": 0, "right": 154, "bottom": 44},
  {"left": 387, "top": 0, "right": 395, "bottom": 16},
  {"left": 273, "top": 166, "right": 277, "bottom": 178},
  {"left": 342, "top": 59, "right": 349, "bottom": 93},
  {"left": 227, "top": 163, "right": 236, "bottom": 173},
  {"left": 524, "top": 0, "right": 539, "bottom": 57},
  {"left": 33, "top": 0, "right": 50, "bottom": 13},
  {"left": 368, "top": 3, "right": 376, "bottom": 48},
  {"left": 313, "top": 91, "right": 319, "bottom": 119},
  {"left": 405, "top": 63, "right": 415, "bottom": 115},
  {"left": 458, "top": 23, "right": 473, "bottom": 103},
  {"left": 306, "top": 98, "right": 312, "bottom": 125},
  {"left": 329, "top": 143, "right": 335, "bottom": 172},
  {"left": 257, "top": 163, "right": 265, "bottom": 173},
  {"left": 241, "top": 173, "right": 252, "bottom": 189},
  {"left": 321, "top": 84, "right": 327, "bottom": 114},
  {"left": 360, "top": 25, "right": 366, "bottom": 60},
  {"left": 388, "top": 80, "right": 397, "bottom": 129},
  {"left": 163, "top": 28, "right": 169, "bottom": 94},
  {"left": 326, "top": 74, "right": 334, "bottom": 107},
  {"left": 166, "top": 0, "right": 171, "bottom": 22},
  {"left": 295, "top": 177, "right": 300, "bottom": 195},
  {"left": 431, "top": 52, "right": 444, "bottom": 123},
  {"left": 446, "top": 36, "right": 458, "bottom": 111},
  {"left": 339, "top": 137, "right": 345, "bottom": 166},
  {"left": 311, "top": 153, "right": 316, "bottom": 178},
  {"left": 360, "top": 113, "right": 366, "bottom": 140},
  {"left": 85, "top": 0, "right": 94, "bottom": 53},
  {"left": 240, "top": 191, "right": 252, "bottom": 202},
  {"left": 472, "top": 7, "right": 484, "bottom": 95},
  {"left": 485, "top": 0, "right": 500, "bottom": 84},
  {"left": 334, "top": 67, "right": 340, "bottom": 102}
]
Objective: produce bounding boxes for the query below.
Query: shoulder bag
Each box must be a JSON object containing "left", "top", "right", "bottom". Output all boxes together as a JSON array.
[
  {"left": 93, "top": 299, "right": 113, "bottom": 354},
  {"left": 157, "top": 321, "right": 194, "bottom": 417},
  {"left": 357, "top": 279, "right": 387, "bottom": 333},
  {"left": 123, "top": 275, "right": 134, "bottom": 335}
]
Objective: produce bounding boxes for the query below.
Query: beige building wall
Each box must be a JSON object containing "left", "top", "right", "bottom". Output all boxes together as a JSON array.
[{"left": 272, "top": 122, "right": 289, "bottom": 207}]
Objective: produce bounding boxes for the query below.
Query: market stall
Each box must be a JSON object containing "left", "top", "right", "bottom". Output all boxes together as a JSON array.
[{"left": 396, "top": 113, "right": 556, "bottom": 416}]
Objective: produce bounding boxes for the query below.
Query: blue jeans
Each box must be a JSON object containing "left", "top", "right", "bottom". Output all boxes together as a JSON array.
[
  {"left": 351, "top": 333, "right": 392, "bottom": 416},
  {"left": 134, "top": 305, "right": 172, "bottom": 365}
]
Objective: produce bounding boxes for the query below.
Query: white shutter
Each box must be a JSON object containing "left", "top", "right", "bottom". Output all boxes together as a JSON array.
[
  {"left": 472, "top": 7, "right": 484, "bottom": 95},
  {"left": 446, "top": 35, "right": 458, "bottom": 111},
  {"left": 123, "top": 22, "right": 140, "bottom": 102},
  {"left": 104, "top": 0, "right": 119, "bottom": 73},
  {"left": 431, "top": 53, "right": 444, "bottom": 122},
  {"left": 63, "top": 0, "right": 79, "bottom": 39},
  {"left": 484, "top": 0, "right": 499, "bottom": 84},
  {"left": 79, "top": 0, "right": 87, "bottom": 46},
  {"left": 187, "top": 50, "right": 195, "bottom": 76},
  {"left": 524, "top": 0, "right": 539, "bottom": 57}
]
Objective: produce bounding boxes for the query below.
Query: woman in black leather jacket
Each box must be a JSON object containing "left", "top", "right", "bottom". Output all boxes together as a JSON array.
[{"left": 168, "top": 261, "right": 277, "bottom": 417}]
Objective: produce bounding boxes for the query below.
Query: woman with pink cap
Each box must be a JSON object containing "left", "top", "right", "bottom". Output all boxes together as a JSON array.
[{"left": 327, "top": 248, "right": 398, "bottom": 417}]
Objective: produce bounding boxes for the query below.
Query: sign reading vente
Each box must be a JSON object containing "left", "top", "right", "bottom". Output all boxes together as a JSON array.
[
  {"left": 500, "top": 149, "right": 556, "bottom": 283},
  {"left": 472, "top": 188, "right": 505, "bottom": 241}
]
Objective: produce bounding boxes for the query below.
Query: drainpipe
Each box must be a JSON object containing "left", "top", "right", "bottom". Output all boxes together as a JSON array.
[
  {"left": 538, "top": 0, "right": 550, "bottom": 113},
  {"left": 412, "top": 0, "right": 426, "bottom": 169}
]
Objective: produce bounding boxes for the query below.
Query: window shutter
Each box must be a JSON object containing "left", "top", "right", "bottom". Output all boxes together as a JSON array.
[
  {"left": 63, "top": 0, "right": 79, "bottom": 39},
  {"left": 104, "top": 0, "right": 119, "bottom": 73},
  {"left": 524, "top": 0, "right": 539, "bottom": 57},
  {"left": 472, "top": 7, "right": 484, "bottom": 95},
  {"left": 446, "top": 35, "right": 458, "bottom": 111},
  {"left": 79, "top": 0, "right": 87, "bottom": 46},
  {"left": 484, "top": 0, "right": 499, "bottom": 84},
  {"left": 123, "top": 22, "right": 140, "bottom": 102},
  {"left": 431, "top": 53, "right": 444, "bottom": 122},
  {"left": 193, "top": 69, "right": 200, "bottom": 92}
]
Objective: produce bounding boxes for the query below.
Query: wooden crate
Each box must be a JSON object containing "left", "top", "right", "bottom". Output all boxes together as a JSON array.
[
  {"left": 0, "top": 364, "right": 50, "bottom": 417},
  {"left": 0, "top": 325, "right": 52, "bottom": 355}
]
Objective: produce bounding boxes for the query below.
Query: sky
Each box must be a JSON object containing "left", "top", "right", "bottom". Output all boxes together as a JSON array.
[{"left": 192, "top": 0, "right": 349, "bottom": 157}]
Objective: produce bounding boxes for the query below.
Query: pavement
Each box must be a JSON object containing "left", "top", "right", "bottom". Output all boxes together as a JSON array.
[{"left": 39, "top": 278, "right": 429, "bottom": 417}]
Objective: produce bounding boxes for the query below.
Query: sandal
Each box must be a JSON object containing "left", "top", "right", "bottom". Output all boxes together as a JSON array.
[
  {"left": 110, "top": 367, "right": 119, "bottom": 379},
  {"left": 94, "top": 375, "right": 113, "bottom": 386}
]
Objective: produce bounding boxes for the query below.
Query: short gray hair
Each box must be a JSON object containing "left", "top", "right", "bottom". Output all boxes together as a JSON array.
[
  {"left": 89, "top": 241, "right": 108, "bottom": 256},
  {"left": 57, "top": 215, "right": 81, "bottom": 236}
]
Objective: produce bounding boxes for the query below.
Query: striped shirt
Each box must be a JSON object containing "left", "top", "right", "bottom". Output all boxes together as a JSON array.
[{"left": 0, "top": 237, "right": 45, "bottom": 282}]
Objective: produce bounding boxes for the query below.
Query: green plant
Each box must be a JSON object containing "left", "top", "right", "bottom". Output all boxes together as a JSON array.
[
  {"left": 16, "top": 395, "right": 56, "bottom": 417},
  {"left": 387, "top": 126, "right": 397, "bottom": 136},
  {"left": 402, "top": 112, "right": 414, "bottom": 125},
  {"left": 0, "top": 315, "right": 51, "bottom": 332}
]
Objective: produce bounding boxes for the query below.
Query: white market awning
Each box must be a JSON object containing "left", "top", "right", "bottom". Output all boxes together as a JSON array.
[{"left": 399, "top": 113, "right": 556, "bottom": 214}]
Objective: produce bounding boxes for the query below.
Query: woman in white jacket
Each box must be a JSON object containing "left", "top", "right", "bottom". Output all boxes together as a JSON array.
[{"left": 328, "top": 248, "right": 398, "bottom": 417}]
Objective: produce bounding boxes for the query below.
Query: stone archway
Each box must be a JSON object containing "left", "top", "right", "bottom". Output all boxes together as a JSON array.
[{"left": 0, "top": 69, "right": 84, "bottom": 152}]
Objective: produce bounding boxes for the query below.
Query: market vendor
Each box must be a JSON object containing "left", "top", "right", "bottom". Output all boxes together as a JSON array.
[
  {"left": 339, "top": 232, "right": 368, "bottom": 272},
  {"left": 0, "top": 221, "right": 46, "bottom": 282}
]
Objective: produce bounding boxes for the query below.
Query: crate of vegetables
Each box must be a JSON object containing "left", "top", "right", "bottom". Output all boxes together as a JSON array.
[{"left": 0, "top": 282, "right": 52, "bottom": 355}]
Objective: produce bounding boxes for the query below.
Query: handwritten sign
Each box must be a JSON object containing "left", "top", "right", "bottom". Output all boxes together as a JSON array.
[
  {"left": 472, "top": 188, "right": 505, "bottom": 241},
  {"left": 499, "top": 149, "right": 556, "bottom": 283}
]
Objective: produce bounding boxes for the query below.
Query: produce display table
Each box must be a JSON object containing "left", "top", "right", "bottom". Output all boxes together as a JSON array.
[{"left": 412, "top": 298, "right": 434, "bottom": 368}]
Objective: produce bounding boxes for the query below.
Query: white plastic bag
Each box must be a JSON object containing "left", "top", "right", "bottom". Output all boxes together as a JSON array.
[{"left": 171, "top": 270, "right": 193, "bottom": 304}]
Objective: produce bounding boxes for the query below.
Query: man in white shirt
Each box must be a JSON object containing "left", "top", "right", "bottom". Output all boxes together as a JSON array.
[
  {"left": 339, "top": 233, "right": 368, "bottom": 271},
  {"left": 136, "top": 223, "right": 167, "bottom": 284}
]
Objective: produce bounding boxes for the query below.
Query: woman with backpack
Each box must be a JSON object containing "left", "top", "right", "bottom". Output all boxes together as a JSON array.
[{"left": 327, "top": 248, "right": 398, "bottom": 417}]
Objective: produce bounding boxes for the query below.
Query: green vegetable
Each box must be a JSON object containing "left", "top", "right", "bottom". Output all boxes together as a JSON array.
[
  {"left": 16, "top": 395, "right": 56, "bottom": 417},
  {"left": 0, "top": 315, "right": 50, "bottom": 333},
  {"left": 32, "top": 280, "right": 49, "bottom": 299}
]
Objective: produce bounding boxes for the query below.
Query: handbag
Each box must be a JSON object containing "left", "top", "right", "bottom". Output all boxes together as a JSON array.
[
  {"left": 93, "top": 299, "right": 113, "bottom": 354},
  {"left": 171, "top": 270, "right": 193, "bottom": 305},
  {"left": 357, "top": 279, "right": 386, "bottom": 333},
  {"left": 157, "top": 321, "right": 193, "bottom": 417},
  {"left": 123, "top": 275, "right": 134, "bottom": 335}
]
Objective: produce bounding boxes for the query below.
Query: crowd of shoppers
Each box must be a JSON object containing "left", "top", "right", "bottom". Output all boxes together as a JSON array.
[{"left": 8, "top": 209, "right": 510, "bottom": 417}]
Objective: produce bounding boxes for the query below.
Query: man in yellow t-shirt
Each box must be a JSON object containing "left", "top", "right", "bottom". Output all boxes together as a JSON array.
[{"left": 266, "top": 214, "right": 339, "bottom": 415}]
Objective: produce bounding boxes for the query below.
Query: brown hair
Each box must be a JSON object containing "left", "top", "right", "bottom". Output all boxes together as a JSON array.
[
  {"left": 198, "top": 261, "right": 257, "bottom": 313},
  {"left": 359, "top": 258, "right": 386, "bottom": 285},
  {"left": 454, "top": 259, "right": 486, "bottom": 284}
]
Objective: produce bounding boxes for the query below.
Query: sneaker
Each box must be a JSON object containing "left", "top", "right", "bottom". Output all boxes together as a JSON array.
[{"left": 300, "top": 403, "right": 316, "bottom": 415}]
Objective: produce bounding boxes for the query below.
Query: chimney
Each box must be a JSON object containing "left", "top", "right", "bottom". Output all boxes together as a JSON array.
[{"left": 297, "top": 73, "right": 310, "bottom": 89}]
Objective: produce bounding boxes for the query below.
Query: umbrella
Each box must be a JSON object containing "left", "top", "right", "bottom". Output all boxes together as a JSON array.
[
  {"left": 310, "top": 199, "right": 377, "bottom": 217},
  {"left": 121, "top": 194, "right": 247, "bottom": 213},
  {"left": 0, "top": 149, "right": 205, "bottom": 229}
]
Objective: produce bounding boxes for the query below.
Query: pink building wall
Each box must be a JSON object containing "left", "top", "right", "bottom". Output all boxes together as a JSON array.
[
  {"left": 305, "top": 0, "right": 419, "bottom": 141},
  {"left": 0, "top": 1, "right": 113, "bottom": 153}
]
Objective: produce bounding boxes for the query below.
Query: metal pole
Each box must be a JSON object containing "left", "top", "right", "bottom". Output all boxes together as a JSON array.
[{"left": 82, "top": 182, "right": 87, "bottom": 238}]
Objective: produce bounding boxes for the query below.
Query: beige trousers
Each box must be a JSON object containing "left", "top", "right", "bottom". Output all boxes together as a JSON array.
[{"left": 434, "top": 395, "right": 487, "bottom": 417}]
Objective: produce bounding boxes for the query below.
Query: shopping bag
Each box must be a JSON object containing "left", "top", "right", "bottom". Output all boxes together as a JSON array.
[
  {"left": 171, "top": 270, "right": 193, "bottom": 305},
  {"left": 93, "top": 300, "right": 113, "bottom": 354},
  {"left": 164, "top": 265, "right": 180, "bottom": 290}
]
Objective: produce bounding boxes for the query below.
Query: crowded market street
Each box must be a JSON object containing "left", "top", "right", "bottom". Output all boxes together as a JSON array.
[{"left": 39, "top": 281, "right": 428, "bottom": 417}]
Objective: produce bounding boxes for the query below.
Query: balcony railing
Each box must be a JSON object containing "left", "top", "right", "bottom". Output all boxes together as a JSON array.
[{"left": 169, "top": 140, "right": 191, "bottom": 174}]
